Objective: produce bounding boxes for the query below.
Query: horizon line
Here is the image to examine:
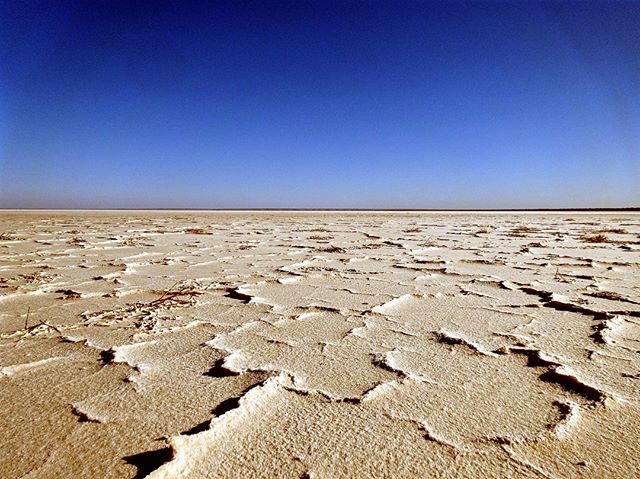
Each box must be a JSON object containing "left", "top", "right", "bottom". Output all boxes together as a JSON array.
[{"left": 1, "top": 207, "right": 639, "bottom": 212}]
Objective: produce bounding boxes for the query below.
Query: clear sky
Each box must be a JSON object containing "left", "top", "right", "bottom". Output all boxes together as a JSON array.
[{"left": 1, "top": 0, "right": 638, "bottom": 209}]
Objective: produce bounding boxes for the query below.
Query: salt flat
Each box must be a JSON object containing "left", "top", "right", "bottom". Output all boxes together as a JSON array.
[{"left": 1, "top": 211, "right": 639, "bottom": 478}]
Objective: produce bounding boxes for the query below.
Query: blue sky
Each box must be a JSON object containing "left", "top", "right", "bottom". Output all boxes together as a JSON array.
[{"left": 1, "top": 0, "right": 638, "bottom": 209}]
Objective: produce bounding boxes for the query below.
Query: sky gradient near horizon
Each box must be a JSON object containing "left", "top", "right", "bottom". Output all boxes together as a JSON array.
[{"left": 1, "top": 0, "right": 639, "bottom": 209}]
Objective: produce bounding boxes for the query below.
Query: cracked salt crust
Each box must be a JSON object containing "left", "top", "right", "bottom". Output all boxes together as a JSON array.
[{"left": 1, "top": 211, "right": 639, "bottom": 478}]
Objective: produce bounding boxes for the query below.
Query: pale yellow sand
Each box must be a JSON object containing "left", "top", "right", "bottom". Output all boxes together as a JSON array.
[{"left": 1, "top": 211, "right": 639, "bottom": 478}]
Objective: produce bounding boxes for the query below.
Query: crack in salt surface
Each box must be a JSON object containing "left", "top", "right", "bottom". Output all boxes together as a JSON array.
[
  {"left": 147, "top": 375, "right": 287, "bottom": 478},
  {"left": 434, "top": 329, "right": 499, "bottom": 357}
]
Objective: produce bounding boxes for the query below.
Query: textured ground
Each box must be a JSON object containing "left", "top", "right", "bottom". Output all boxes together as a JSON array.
[{"left": 1, "top": 211, "right": 639, "bottom": 478}]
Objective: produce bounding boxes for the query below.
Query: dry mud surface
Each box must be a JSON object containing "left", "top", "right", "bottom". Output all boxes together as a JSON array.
[{"left": 1, "top": 211, "right": 639, "bottom": 478}]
